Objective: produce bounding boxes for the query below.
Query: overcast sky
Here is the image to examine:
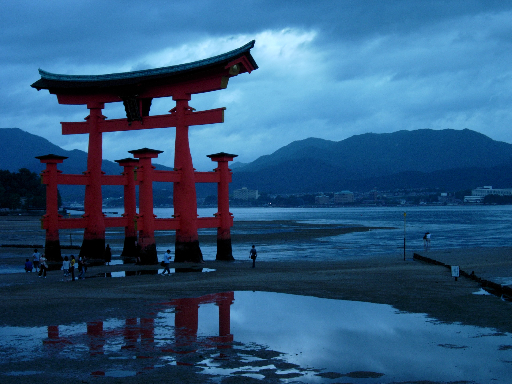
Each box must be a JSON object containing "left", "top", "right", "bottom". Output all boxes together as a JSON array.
[{"left": 2, "top": 1, "right": 512, "bottom": 171}]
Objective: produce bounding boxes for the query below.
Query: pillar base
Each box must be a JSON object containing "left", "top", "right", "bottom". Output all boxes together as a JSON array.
[
  {"left": 140, "top": 243, "right": 158, "bottom": 265},
  {"left": 121, "top": 236, "right": 138, "bottom": 258},
  {"left": 44, "top": 239, "right": 62, "bottom": 262},
  {"left": 216, "top": 238, "right": 235, "bottom": 261},
  {"left": 79, "top": 238, "right": 105, "bottom": 259},
  {"left": 175, "top": 240, "right": 203, "bottom": 263}
]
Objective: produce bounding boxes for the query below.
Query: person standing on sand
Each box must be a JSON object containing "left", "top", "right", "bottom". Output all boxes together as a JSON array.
[
  {"left": 249, "top": 245, "right": 257, "bottom": 268},
  {"left": 38, "top": 254, "right": 48, "bottom": 278},
  {"left": 426, "top": 232, "right": 431, "bottom": 250},
  {"left": 161, "top": 249, "right": 172, "bottom": 275},
  {"left": 78, "top": 255, "right": 88, "bottom": 279},
  {"left": 70, "top": 255, "right": 76, "bottom": 281},
  {"left": 32, "top": 249, "right": 41, "bottom": 273},
  {"left": 62, "top": 256, "right": 70, "bottom": 280},
  {"left": 104, "top": 244, "right": 112, "bottom": 266}
]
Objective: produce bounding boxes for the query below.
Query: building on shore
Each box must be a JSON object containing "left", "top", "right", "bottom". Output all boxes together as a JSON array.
[
  {"left": 233, "top": 187, "right": 259, "bottom": 201},
  {"left": 464, "top": 186, "right": 512, "bottom": 203},
  {"left": 315, "top": 195, "right": 331, "bottom": 205},
  {"left": 333, "top": 191, "right": 354, "bottom": 204}
]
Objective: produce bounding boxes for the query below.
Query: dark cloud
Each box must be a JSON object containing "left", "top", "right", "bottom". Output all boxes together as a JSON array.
[{"left": 1, "top": 1, "right": 512, "bottom": 170}]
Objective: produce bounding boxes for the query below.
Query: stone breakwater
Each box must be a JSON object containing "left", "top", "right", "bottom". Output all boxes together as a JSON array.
[{"left": 414, "top": 252, "right": 512, "bottom": 301}]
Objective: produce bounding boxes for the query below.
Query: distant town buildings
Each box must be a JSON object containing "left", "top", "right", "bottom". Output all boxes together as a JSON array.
[
  {"left": 315, "top": 191, "right": 354, "bottom": 205},
  {"left": 233, "top": 187, "right": 259, "bottom": 201},
  {"left": 315, "top": 195, "right": 331, "bottom": 205},
  {"left": 464, "top": 186, "right": 512, "bottom": 203},
  {"left": 333, "top": 191, "right": 354, "bottom": 204}
]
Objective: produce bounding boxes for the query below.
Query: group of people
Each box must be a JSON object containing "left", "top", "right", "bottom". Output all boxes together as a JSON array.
[
  {"left": 24, "top": 249, "right": 48, "bottom": 277},
  {"left": 25, "top": 244, "right": 260, "bottom": 278},
  {"left": 25, "top": 248, "right": 88, "bottom": 281},
  {"left": 62, "top": 254, "right": 88, "bottom": 281}
]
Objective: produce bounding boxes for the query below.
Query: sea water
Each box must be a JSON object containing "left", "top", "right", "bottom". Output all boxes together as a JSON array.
[{"left": 65, "top": 205, "right": 512, "bottom": 261}]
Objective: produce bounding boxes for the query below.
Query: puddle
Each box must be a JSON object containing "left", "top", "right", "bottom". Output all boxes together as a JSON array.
[
  {"left": 0, "top": 292, "right": 511, "bottom": 383},
  {"left": 473, "top": 288, "right": 492, "bottom": 295},
  {"left": 91, "top": 268, "right": 215, "bottom": 278}
]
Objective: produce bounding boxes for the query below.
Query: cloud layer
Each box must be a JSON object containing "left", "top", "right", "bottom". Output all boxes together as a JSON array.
[{"left": 1, "top": 1, "right": 512, "bottom": 170}]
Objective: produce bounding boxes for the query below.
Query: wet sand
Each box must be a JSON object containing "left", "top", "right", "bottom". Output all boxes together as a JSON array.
[
  {"left": 1, "top": 217, "right": 512, "bottom": 383},
  {"left": 2, "top": 245, "right": 512, "bottom": 332}
]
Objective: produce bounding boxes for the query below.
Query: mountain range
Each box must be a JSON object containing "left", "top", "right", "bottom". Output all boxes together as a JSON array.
[
  {"left": 1, "top": 127, "right": 512, "bottom": 199},
  {"left": 230, "top": 128, "right": 512, "bottom": 193}
]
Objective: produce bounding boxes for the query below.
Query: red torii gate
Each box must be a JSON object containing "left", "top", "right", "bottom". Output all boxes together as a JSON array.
[{"left": 32, "top": 41, "right": 258, "bottom": 263}]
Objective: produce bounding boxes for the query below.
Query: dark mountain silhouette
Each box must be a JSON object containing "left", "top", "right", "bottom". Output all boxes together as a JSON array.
[
  {"left": 232, "top": 129, "right": 512, "bottom": 193},
  {"left": 2, "top": 127, "right": 512, "bottom": 198},
  {"left": 0, "top": 128, "right": 174, "bottom": 201}
]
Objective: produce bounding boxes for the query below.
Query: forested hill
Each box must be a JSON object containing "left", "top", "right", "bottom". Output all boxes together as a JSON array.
[
  {"left": 231, "top": 129, "right": 512, "bottom": 193},
  {"left": 0, "top": 168, "right": 47, "bottom": 209}
]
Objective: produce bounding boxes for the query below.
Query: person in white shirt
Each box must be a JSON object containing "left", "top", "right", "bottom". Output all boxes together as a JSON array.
[
  {"left": 161, "top": 249, "right": 172, "bottom": 275},
  {"left": 32, "top": 249, "right": 41, "bottom": 273},
  {"left": 62, "top": 256, "right": 70, "bottom": 280}
]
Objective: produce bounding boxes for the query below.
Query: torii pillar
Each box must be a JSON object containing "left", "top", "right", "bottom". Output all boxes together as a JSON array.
[
  {"left": 80, "top": 102, "right": 107, "bottom": 258},
  {"left": 115, "top": 158, "right": 139, "bottom": 260},
  {"left": 173, "top": 95, "right": 203, "bottom": 263},
  {"left": 207, "top": 152, "right": 237, "bottom": 261},
  {"left": 129, "top": 148, "right": 162, "bottom": 265},
  {"left": 37, "top": 154, "right": 68, "bottom": 262}
]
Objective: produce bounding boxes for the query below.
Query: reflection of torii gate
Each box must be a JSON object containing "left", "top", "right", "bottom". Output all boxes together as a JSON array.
[
  {"left": 31, "top": 41, "right": 258, "bottom": 263},
  {"left": 43, "top": 292, "right": 235, "bottom": 362}
]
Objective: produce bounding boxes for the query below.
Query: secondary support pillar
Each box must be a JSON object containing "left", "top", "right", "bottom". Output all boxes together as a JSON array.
[
  {"left": 173, "top": 96, "right": 203, "bottom": 263},
  {"left": 129, "top": 148, "right": 161, "bottom": 264},
  {"left": 208, "top": 152, "right": 237, "bottom": 261},
  {"left": 116, "top": 158, "right": 139, "bottom": 260},
  {"left": 80, "top": 103, "right": 106, "bottom": 258},
  {"left": 37, "top": 154, "right": 67, "bottom": 262}
]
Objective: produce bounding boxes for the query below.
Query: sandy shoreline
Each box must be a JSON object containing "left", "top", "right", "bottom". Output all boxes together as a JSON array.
[
  {"left": 0, "top": 215, "right": 511, "bottom": 332},
  {"left": 1, "top": 246, "right": 512, "bottom": 333}
]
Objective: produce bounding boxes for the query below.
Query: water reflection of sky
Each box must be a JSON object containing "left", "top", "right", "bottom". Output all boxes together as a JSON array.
[{"left": 1, "top": 291, "right": 511, "bottom": 383}]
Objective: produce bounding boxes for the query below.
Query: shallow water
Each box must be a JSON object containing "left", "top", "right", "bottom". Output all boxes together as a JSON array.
[
  {"left": 4, "top": 205, "right": 512, "bottom": 275},
  {"left": 1, "top": 291, "right": 511, "bottom": 383}
]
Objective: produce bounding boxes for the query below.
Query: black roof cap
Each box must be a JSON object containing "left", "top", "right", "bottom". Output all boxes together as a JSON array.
[{"left": 31, "top": 41, "right": 257, "bottom": 91}]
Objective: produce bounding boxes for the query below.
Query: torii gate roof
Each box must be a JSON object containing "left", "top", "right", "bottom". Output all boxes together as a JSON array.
[{"left": 31, "top": 40, "right": 257, "bottom": 93}]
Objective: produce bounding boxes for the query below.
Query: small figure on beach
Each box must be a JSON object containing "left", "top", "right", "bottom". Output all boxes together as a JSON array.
[
  {"left": 32, "top": 249, "right": 41, "bottom": 273},
  {"left": 24, "top": 258, "right": 33, "bottom": 272},
  {"left": 62, "top": 256, "right": 70, "bottom": 280},
  {"left": 423, "top": 232, "right": 431, "bottom": 251},
  {"left": 104, "top": 244, "right": 112, "bottom": 266},
  {"left": 249, "top": 245, "right": 257, "bottom": 268},
  {"left": 161, "top": 249, "right": 172, "bottom": 275},
  {"left": 78, "top": 255, "right": 88, "bottom": 279},
  {"left": 134, "top": 241, "right": 142, "bottom": 265},
  {"left": 70, "top": 255, "right": 76, "bottom": 281},
  {"left": 38, "top": 254, "right": 48, "bottom": 278}
]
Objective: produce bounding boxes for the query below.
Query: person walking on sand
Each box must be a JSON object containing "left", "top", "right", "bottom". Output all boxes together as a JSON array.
[
  {"left": 161, "top": 249, "right": 172, "bottom": 275},
  {"left": 249, "top": 245, "right": 257, "bottom": 268},
  {"left": 32, "top": 249, "right": 41, "bottom": 273},
  {"left": 38, "top": 254, "right": 48, "bottom": 278},
  {"left": 62, "top": 256, "right": 70, "bottom": 281},
  {"left": 69, "top": 255, "right": 76, "bottom": 281},
  {"left": 104, "top": 244, "right": 112, "bottom": 266}
]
